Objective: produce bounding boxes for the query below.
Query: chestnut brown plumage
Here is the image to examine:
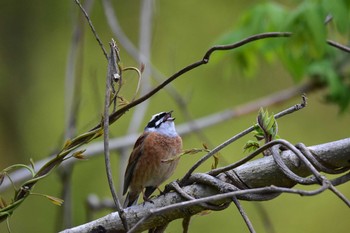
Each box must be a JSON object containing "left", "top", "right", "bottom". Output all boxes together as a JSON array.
[{"left": 123, "top": 111, "right": 182, "bottom": 208}]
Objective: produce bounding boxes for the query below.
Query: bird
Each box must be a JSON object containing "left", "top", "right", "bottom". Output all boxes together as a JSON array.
[{"left": 123, "top": 111, "right": 182, "bottom": 208}]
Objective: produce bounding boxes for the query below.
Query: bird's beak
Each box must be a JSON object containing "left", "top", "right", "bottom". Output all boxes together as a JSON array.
[{"left": 164, "top": 110, "right": 175, "bottom": 122}]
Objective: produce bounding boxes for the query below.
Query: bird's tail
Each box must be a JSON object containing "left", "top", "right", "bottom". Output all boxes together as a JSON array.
[{"left": 123, "top": 192, "right": 139, "bottom": 208}]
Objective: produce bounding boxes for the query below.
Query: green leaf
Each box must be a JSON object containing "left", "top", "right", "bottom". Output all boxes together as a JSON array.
[
  {"left": 267, "top": 114, "right": 276, "bottom": 131},
  {"left": 211, "top": 154, "right": 219, "bottom": 170},
  {"left": 307, "top": 59, "right": 350, "bottom": 112},
  {"left": 243, "top": 140, "right": 260, "bottom": 153},
  {"left": 45, "top": 195, "right": 64, "bottom": 206},
  {"left": 240, "top": 2, "right": 288, "bottom": 32},
  {"left": 30, "top": 192, "right": 64, "bottom": 206},
  {"left": 256, "top": 108, "right": 278, "bottom": 142}
]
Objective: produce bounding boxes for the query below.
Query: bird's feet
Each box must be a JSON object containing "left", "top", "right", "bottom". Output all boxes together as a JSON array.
[{"left": 142, "top": 195, "right": 155, "bottom": 206}]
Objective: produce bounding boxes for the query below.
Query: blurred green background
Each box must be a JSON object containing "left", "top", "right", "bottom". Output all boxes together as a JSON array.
[{"left": 0, "top": 0, "right": 349, "bottom": 232}]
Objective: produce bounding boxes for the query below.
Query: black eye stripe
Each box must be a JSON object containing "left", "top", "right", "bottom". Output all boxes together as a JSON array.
[
  {"left": 146, "top": 112, "right": 167, "bottom": 128},
  {"left": 154, "top": 112, "right": 166, "bottom": 122}
]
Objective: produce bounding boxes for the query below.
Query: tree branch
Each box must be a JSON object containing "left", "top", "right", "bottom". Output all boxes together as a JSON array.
[{"left": 60, "top": 138, "right": 350, "bottom": 233}]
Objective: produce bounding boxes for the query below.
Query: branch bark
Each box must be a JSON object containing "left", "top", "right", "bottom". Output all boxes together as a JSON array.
[{"left": 60, "top": 138, "right": 350, "bottom": 233}]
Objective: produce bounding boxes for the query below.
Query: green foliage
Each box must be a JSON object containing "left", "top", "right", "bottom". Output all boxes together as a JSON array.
[
  {"left": 244, "top": 108, "right": 279, "bottom": 153},
  {"left": 0, "top": 163, "right": 64, "bottom": 225},
  {"left": 217, "top": 0, "right": 350, "bottom": 111},
  {"left": 307, "top": 59, "right": 350, "bottom": 110},
  {"left": 243, "top": 140, "right": 260, "bottom": 153},
  {"left": 0, "top": 126, "right": 103, "bottom": 224},
  {"left": 256, "top": 108, "right": 278, "bottom": 142}
]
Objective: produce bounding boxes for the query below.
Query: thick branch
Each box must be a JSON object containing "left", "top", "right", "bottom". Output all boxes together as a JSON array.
[{"left": 61, "top": 138, "right": 350, "bottom": 233}]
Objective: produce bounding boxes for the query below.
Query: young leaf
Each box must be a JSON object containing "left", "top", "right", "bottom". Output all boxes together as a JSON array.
[
  {"left": 63, "top": 139, "right": 72, "bottom": 149},
  {"left": 72, "top": 150, "right": 87, "bottom": 160},
  {"left": 243, "top": 140, "right": 260, "bottom": 153},
  {"left": 45, "top": 195, "right": 64, "bottom": 206},
  {"left": 211, "top": 154, "right": 219, "bottom": 170}
]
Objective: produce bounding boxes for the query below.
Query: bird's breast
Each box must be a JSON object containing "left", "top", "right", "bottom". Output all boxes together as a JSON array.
[{"left": 136, "top": 132, "right": 182, "bottom": 186}]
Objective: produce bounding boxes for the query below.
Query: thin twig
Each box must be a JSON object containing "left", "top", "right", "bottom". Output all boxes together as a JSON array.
[
  {"left": 327, "top": 39, "right": 350, "bottom": 53},
  {"left": 182, "top": 96, "right": 307, "bottom": 182},
  {"left": 74, "top": 0, "right": 108, "bottom": 59},
  {"left": 328, "top": 185, "right": 350, "bottom": 206},
  {"left": 212, "top": 138, "right": 350, "bottom": 206},
  {"left": 270, "top": 145, "right": 317, "bottom": 185},
  {"left": 203, "top": 32, "right": 292, "bottom": 62},
  {"left": 208, "top": 140, "right": 291, "bottom": 176},
  {"left": 330, "top": 172, "right": 350, "bottom": 186},
  {"left": 231, "top": 197, "right": 256, "bottom": 233},
  {"left": 103, "top": 41, "right": 129, "bottom": 231},
  {"left": 269, "top": 140, "right": 350, "bottom": 206},
  {"left": 168, "top": 181, "right": 228, "bottom": 211},
  {"left": 127, "top": 183, "right": 330, "bottom": 233},
  {"left": 103, "top": 44, "right": 117, "bottom": 208},
  {"left": 295, "top": 143, "right": 348, "bottom": 174}
]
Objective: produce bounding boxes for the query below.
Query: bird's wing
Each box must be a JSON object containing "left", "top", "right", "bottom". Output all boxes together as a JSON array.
[{"left": 123, "top": 132, "right": 149, "bottom": 195}]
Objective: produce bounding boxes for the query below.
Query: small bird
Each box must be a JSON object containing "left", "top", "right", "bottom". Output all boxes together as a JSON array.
[{"left": 123, "top": 111, "right": 182, "bottom": 208}]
